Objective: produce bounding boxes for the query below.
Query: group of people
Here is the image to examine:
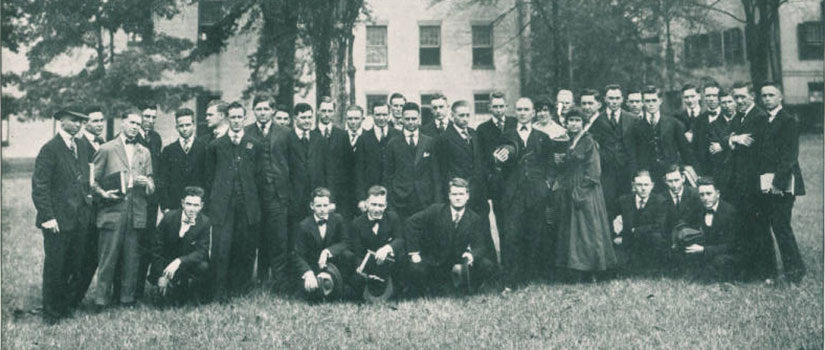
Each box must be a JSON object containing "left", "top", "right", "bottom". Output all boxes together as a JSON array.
[{"left": 32, "top": 79, "right": 806, "bottom": 324}]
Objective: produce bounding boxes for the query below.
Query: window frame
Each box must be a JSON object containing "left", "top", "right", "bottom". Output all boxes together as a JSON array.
[
  {"left": 365, "top": 24, "right": 389, "bottom": 70},
  {"left": 473, "top": 92, "right": 492, "bottom": 115},
  {"left": 418, "top": 22, "right": 442, "bottom": 69},
  {"left": 471, "top": 23, "right": 495, "bottom": 69},
  {"left": 798, "top": 21, "right": 824, "bottom": 60}
]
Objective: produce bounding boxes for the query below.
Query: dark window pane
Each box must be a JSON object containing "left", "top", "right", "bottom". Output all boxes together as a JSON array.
[
  {"left": 799, "top": 22, "right": 824, "bottom": 60},
  {"left": 472, "top": 25, "right": 492, "bottom": 46},
  {"left": 473, "top": 48, "right": 493, "bottom": 66},
  {"left": 724, "top": 28, "right": 744, "bottom": 65},
  {"left": 474, "top": 93, "right": 491, "bottom": 114},
  {"left": 420, "top": 47, "right": 440, "bottom": 66},
  {"left": 421, "top": 94, "right": 437, "bottom": 107},
  {"left": 366, "top": 94, "right": 388, "bottom": 114},
  {"left": 707, "top": 32, "right": 723, "bottom": 67}
]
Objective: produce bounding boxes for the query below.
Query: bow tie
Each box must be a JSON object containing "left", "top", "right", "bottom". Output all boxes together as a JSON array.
[
  {"left": 316, "top": 219, "right": 327, "bottom": 226},
  {"left": 369, "top": 218, "right": 381, "bottom": 226},
  {"left": 125, "top": 138, "right": 138, "bottom": 145},
  {"left": 94, "top": 136, "right": 105, "bottom": 144},
  {"left": 183, "top": 217, "right": 196, "bottom": 225},
  {"left": 705, "top": 209, "right": 715, "bottom": 215}
]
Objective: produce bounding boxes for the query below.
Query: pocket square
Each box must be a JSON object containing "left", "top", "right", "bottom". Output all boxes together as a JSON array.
[
  {"left": 423, "top": 152, "right": 430, "bottom": 158},
  {"left": 246, "top": 142, "right": 254, "bottom": 150}
]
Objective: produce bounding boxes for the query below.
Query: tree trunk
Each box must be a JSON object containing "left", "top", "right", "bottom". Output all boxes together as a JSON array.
[
  {"left": 347, "top": 33, "right": 356, "bottom": 105},
  {"left": 274, "top": 0, "right": 298, "bottom": 108}
]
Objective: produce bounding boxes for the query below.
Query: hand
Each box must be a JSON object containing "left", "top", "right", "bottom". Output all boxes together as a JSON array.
[
  {"left": 554, "top": 152, "right": 566, "bottom": 165},
  {"left": 99, "top": 189, "right": 121, "bottom": 200},
  {"left": 303, "top": 271, "right": 318, "bottom": 292},
  {"left": 684, "top": 130, "right": 693, "bottom": 143},
  {"left": 732, "top": 133, "right": 754, "bottom": 147},
  {"left": 612, "top": 216, "right": 623, "bottom": 234},
  {"left": 358, "top": 201, "right": 368, "bottom": 213},
  {"left": 410, "top": 252, "right": 422, "bottom": 264},
  {"left": 613, "top": 236, "right": 622, "bottom": 245},
  {"left": 158, "top": 276, "right": 169, "bottom": 295},
  {"left": 461, "top": 252, "right": 474, "bottom": 266},
  {"left": 41, "top": 219, "right": 60, "bottom": 233},
  {"left": 318, "top": 249, "right": 331, "bottom": 269},
  {"left": 493, "top": 148, "right": 509, "bottom": 163},
  {"left": 162, "top": 258, "right": 182, "bottom": 280},
  {"left": 133, "top": 175, "right": 151, "bottom": 186},
  {"left": 709, "top": 142, "right": 723, "bottom": 154},
  {"left": 684, "top": 244, "right": 704, "bottom": 254},
  {"left": 375, "top": 245, "right": 394, "bottom": 264}
]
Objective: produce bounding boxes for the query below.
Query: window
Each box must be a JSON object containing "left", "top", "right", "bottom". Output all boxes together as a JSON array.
[
  {"left": 366, "top": 94, "right": 388, "bottom": 114},
  {"left": 472, "top": 25, "right": 494, "bottom": 68},
  {"left": 798, "top": 21, "right": 824, "bottom": 60},
  {"left": 420, "top": 93, "right": 439, "bottom": 107},
  {"left": 707, "top": 32, "right": 723, "bottom": 67},
  {"left": 366, "top": 26, "right": 388, "bottom": 68},
  {"left": 198, "top": 0, "right": 223, "bottom": 44},
  {"left": 474, "top": 93, "right": 491, "bottom": 114},
  {"left": 723, "top": 28, "right": 745, "bottom": 64},
  {"left": 809, "top": 82, "right": 824, "bottom": 103},
  {"left": 419, "top": 25, "right": 441, "bottom": 67},
  {"left": 684, "top": 34, "right": 708, "bottom": 68}
]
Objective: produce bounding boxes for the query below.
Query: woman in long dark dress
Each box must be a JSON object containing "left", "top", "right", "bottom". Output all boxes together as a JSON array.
[{"left": 553, "top": 108, "right": 617, "bottom": 281}]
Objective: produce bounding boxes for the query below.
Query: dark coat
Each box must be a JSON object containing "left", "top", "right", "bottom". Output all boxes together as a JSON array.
[
  {"left": 499, "top": 126, "right": 551, "bottom": 209},
  {"left": 420, "top": 119, "right": 451, "bottom": 138},
  {"left": 149, "top": 209, "right": 210, "bottom": 282},
  {"left": 263, "top": 124, "right": 292, "bottom": 203},
  {"left": 617, "top": 193, "right": 668, "bottom": 247},
  {"left": 203, "top": 133, "right": 265, "bottom": 226},
  {"left": 590, "top": 109, "right": 636, "bottom": 210},
  {"left": 706, "top": 115, "right": 736, "bottom": 188},
  {"left": 292, "top": 213, "right": 351, "bottom": 275},
  {"left": 319, "top": 126, "right": 353, "bottom": 211},
  {"left": 348, "top": 210, "right": 406, "bottom": 260},
  {"left": 630, "top": 114, "right": 696, "bottom": 176},
  {"left": 690, "top": 109, "right": 721, "bottom": 175},
  {"left": 244, "top": 121, "right": 272, "bottom": 145},
  {"left": 674, "top": 200, "right": 738, "bottom": 257},
  {"left": 405, "top": 203, "right": 495, "bottom": 267},
  {"left": 755, "top": 107, "right": 805, "bottom": 195},
  {"left": 663, "top": 186, "right": 703, "bottom": 233},
  {"left": 287, "top": 129, "right": 330, "bottom": 216},
  {"left": 32, "top": 135, "right": 94, "bottom": 231},
  {"left": 435, "top": 125, "right": 486, "bottom": 204},
  {"left": 158, "top": 137, "right": 208, "bottom": 211},
  {"left": 354, "top": 126, "right": 400, "bottom": 200},
  {"left": 382, "top": 132, "right": 442, "bottom": 214},
  {"left": 728, "top": 106, "right": 769, "bottom": 195},
  {"left": 476, "top": 116, "right": 517, "bottom": 200}
]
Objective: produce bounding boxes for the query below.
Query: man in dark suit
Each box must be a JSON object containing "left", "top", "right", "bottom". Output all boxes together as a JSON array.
[
  {"left": 202, "top": 101, "right": 265, "bottom": 299},
  {"left": 672, "top": 178, "right": 738, "bottom": 281},
  {"left": 615, "top": 171, "right": 668, "bottom": 274},
  {"left": 77, "top": 105, "right": 106, "bottom": 152},
  {"left": 475, "top": 91, "right": 516, "bottom": 231},
  {"left": 630, "top": 85, "right": 696, "bottom": 187},
  {"left": 661, "top": 164, "right": 702, "bottom": 234},
  {"left": 691, "top": 83, "right": 723, "bottom": 175},
  {"left": 199, "top": 99, "right": 230, "bottom": 146},
  {"left": 389, "top": 92, "right": 407, "bottom": 131},
  {"left": 382, "top": 102, "right": 442, "bottom": 219},
  {"left": 149, "top": 186, "right": 211, "bottom": 304},
  {"left": 293, "top": 187, "right": 355, "bottom": 298},
  {"left": 707, "top": 90, "right": 737, "bottom": 195},
  {"left": 273, "top": 105, "right": 291, "bottom": 128},
  {"left": 245, "top": 94, "right": 275, "bottom": 144},
  {"left": 727, "top": 81, "right": 770, "bottom": 280},
  {"left": 335, "top": 104, "right": 364, "bottom": 218},
  {"left": 348, "top": 186, "right": 406, "bottom": 292},
  {"left": 354, "top": 103, "right": 400, "bottom": 204},
  {"left": 159, "top": 108, "right": 207, "bottom": 212},
  {"left": 316, "top": 96, "right": 353, "bottom": 218},
  {"left": 261, "top": 114, "right": 292, "bottom": 291},
  {"left": 136, "top": 103, "right": 163, "bottom": 298},
  {"left": 245, "top": 95, "right": 276, "bottom": 284},
  {"left": 625, "top": 89, "right": 644, "bottom": 118},
  {"left": 287, "top": 102, "right": 331, "bottom": 234},
  {"left": 92, "top": 109, "right": 155, "bottom": 308},
  {"left": 754, "top": 82, "right": 806, "bottom": 283},
  {"left": 496, "top": 97, "right": 551, "bottom": 284},
  {"left": 420, "top": 93, "right": 451, "bottom": 137},
  {"left": 675, "top": 84, "right": 703, "bottom": 137},
  {"left": 589, "top": 85, "right": 635, "bottom": 218},
  {"left": 436, "top": 100, "right": 487, "bottom": 217},
  {"left": 32, "top": 107, "right": 94, "bottom": 323},
  {"left": 404, "top": 178, "right": 496, "bottom": 293}
]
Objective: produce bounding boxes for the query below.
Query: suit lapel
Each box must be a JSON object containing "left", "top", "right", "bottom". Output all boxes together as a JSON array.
[
  {"left": 414, "top": 135, "right": 426, "bottom": 166},
  {"left": 112, "top": 138, "right": 130, "bottom": 169}
]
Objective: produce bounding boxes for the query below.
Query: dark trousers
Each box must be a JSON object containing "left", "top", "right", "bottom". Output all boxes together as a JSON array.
[
  {"left": 42, "top": 227, "right": 90, "bottom": 319},
  {"left": 500, "top": 192, "right": 545, "bottom": 284},
  {"left": 261, "top": 189, "right": 290, "bottom": 289},
  {"left": 72, "top": 224, "right": 98, "bottom": 308},
  {"left": 135, "top": 203, "right": 158, "bottom": 299},
  {"left": 211, "top": 197, "right": 258, "bottom": 299},
  {"left": 731, "top": 191, "right": 772, "bottom": 280},
  {"left": 405, "top": 257, "right": 495, "bottom": 292},
  {"left": 156, "top": 261, "right": 210, "bottom": 305},
  {"left": 758, "top": 194, "right": 805, "bottom": 281},
  {"left": 676, "top": 252, "right": 736, "bottom": 281},
  {"left": 95, "top": 216, "right": 142, "bottom": 306},
  {"left": 625, "top": 232, "right": 671, "bottom": 275}
]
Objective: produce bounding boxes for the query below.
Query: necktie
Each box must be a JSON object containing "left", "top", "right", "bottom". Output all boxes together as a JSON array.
[
  {"left": 183, "top": 217, "right": 196, "bottom": 226},
  {"left": 68, "top": 140, "right": 77, "bottom": 159},
  {"left": 376, "top": 128, "right": 383, "bottom": 142},
  {"left": 459, "top": 129, "right": 470, "bottom": 144},
  {"left": 497, "top": 120, "right": 504, "bottom": 132},
  {"left": 520, "top": 125, "right": 528, "bottom": 132},
  {"left": 125, "top": 137, "right": 138, "bottom": 145},
  {"left": 350, "top": 132, "right": 358, "bottom": 147},
  {"left": 637, "top": 198, "right": 646, "bottom": 210},
  {"left": 302, "top": 131, "right": 309, "bottom": 144},
  {"left": 232, "top": 134, "right": 241, "bottom": 145},
  {"left": 613, "top": 111, "right": 619, "bottom": 125},
  {"left": 260, "top": 123, "right": 268, "bottom": 137},
  {"left": 94, "top": 136, "right": 105, "bottom": 145},
  {"left": 408, "top": 134, "right": 415, "bottom": 148},
  {"left": 317, "top": 219, "right": 327, "bottom": 226},
  {"left": 674, "top": 194, "right": 680, "bottom": 206},
  {"left": 323, "top": 128, "right": 329, "bottom": 138},
  {"left": 182, "top": 138, "right": 191, "bottom": 153},
  {"left": 453, "top": 212, "right": 461, "bottom": 228}
]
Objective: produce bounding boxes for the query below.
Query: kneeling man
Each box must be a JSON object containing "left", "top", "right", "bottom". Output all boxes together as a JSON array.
[
  {"left": 293, "top": 187, "right": 355, "bottom": 299},
  {"left": 404, "top": 178, "right": 496, "bottom": 293},
  {"left": 672, "top": 177, "right": 738, "bottom": 281},
  {"left": 615, "top": 170, "right": 669, "bottom": 273},
  {"left": 150, "top": 186, "right": 211, "bottom": 304}
]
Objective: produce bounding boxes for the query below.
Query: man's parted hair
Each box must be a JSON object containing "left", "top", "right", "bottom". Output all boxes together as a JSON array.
[
  {"left": 448, "top": 177, "right": 470, "bottom": 192},
  {"left": 311, "top": 187, "right": 332, "bottom": 201},
  {"left": 252, "top": 94, "right": 275, "bottom": 109},
  {"left": 346, "top": 104, "right": 364, "bottom": 114},
  {"left": 604, "top": 84, "right": 623, "bottom": 95},
  {"left": 633, "top": 169, "right": 653, "bottom": 182},
  {"left": 175, "top": 108, "right": 195, "bottom": 121},
  {"left": 367, "top": 185, "right": 387, "bottom": 198},
  {"left": 121, "top": 108, "right": 141, "bottom": 119},
  {"left": 431, "top": 92, "right": 447, "bottom": 103},
  {"left": 372, "top": 103, "right": 389, "bottom": 114},
  {"left": 580, "top": 88, "right": 601, "bottom": 102},
  {"left": 207, "top": 99, "right": 229, "bottom": 115},
  {"left": 293, "top": 102, "right": 313, "bottom": 116},
  {"left": 451, "top": 100, "right": 470, "bottom": 113},
  {"left": 663, "top": 164, "right": 683, "bottom": 178},
  {"left": 760, "top": 80, "right": 783, "bottom": 93},
  {"left": 227, "top": 101, "right": 246, "bottom": 115},
  {"left": 489, "top": 91, "right": 506, "bottom": 102},
  {"left": 642, "top": 85, "right": 660, "bottom": 97},
  {"left": 402, "top": 102, "right": 420, "bottom": 114},
  {"left": 318, "top": 96, "right": 335, "bottom": 109},
  {"left": 732, "top": 81, "right": 754, "bottom": 94},
  {"left": 388, "top": 93, "right": 406, "bottom": 104},
  {"left": 183, "top": 186, "right": 206, "bottom": 200},
  {"left": 681, "top": 83, "right": 699, "bottom": 94},
  {"left": 696, "top": 176, "right": 716, "bottom": 189}
]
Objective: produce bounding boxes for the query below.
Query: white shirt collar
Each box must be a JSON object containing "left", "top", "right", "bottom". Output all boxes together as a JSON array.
[
  {"left": 318, "top": 122, "right": 331, "bottom": 133},
  {"left": 295, "top": 127, "right": 310, "bottom": 139},
  {"left": 450, "top": 206, "right": 465, "bottom": 220},
  {"left": 517, "top": 122, "right": 532, "bottom": 132},
  {"left": 58, "top": 128, "right": 75, "bottom": 148},
  {"left": 635, "top": 194, "right": 649, "bottom": 207},
  {"left": 453, "top": 123, "right": 468, "bottom": 135},
  {"left": 228, "top": 129, "right": 244, "bottom": 139},
  {"left": 647, "top": 112, "right": 661, "bottom": 125},
  {"left": 670, "top": 187, "right": 684, "bottom": 201},
  {"left": 179, "top": 135, "right": 193, "bottom": 149},
  {"left": 120, "top": 132, "right": 135, "bottom": 145},
  {"left": 314, "top": 213, "right": 328, "bottom": 224},
  {"left": 743, "top": 103, "right": 755, "bottom": 117},
  {"left": 768, "top": 105, "right": 783, "bottom": 118},
  {"left": 347, "top": 127, "right": 362, "bottom": 137},
  {"left": 708, "top": 201, "right": 719, "bottom": 213},
  {"left": 404, "top": 129, "right": 418, "bottom": 139},
  {"left": 213, "top": 123, "right": 229, "bottom": 137}
]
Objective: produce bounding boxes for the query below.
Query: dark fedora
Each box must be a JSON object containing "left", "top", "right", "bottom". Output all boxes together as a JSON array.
[
  {"left": 53, "top": 106, "right": 89, "bottom": 120},
  {"left": 363, "top": 275, "right": 395, "bottom": 303},
  {"left": 357, "top": 251, "right": 395, "bottom": 302},
  {"left": 316, "top": 263, "right": 345, "bottom": 300},
  {"left": 674, "top": 226, "right": 704, "bottom": 250}
]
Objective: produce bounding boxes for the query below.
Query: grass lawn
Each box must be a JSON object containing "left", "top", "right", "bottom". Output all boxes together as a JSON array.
[{"left": 2, "top": 135, "right": 823, "bottom": 349}]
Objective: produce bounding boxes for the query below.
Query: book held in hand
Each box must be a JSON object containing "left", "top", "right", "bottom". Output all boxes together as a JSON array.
[{"left": 356, "top": 250, "right": 395, "bottom": 282}]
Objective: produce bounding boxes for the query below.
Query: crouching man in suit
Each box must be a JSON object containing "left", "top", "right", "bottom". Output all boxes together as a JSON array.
[
  {"left": 150, "top": 186, "right": 211, "bottom": 305},
  {"left": 293, "top": 187, "right": 356, "bottom": 300},
  {"left": 672, "top": 178, "right": 738, "bottom": 281},
  {"left": 614, "top": 170, "right": 668, "bottom": 275},
  {"left": 348, "top": 185, "right": 406, "bottom": 301},
  {"left": 404, "top": 178, "right": 496, "bottom": 294}
]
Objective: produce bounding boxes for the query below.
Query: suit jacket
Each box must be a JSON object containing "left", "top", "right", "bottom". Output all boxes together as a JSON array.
[
  {"left": 728, "top": 106, "right": 769, "bottom": 195},
  {"left": 93, "top": 136, "right": 154, "bottom": 229},
  {"left": 292, "top": 213, "right": 351, "bottom": 275},
  {"left": 32, "top": 135, "right": 94, "bottom": 231},
  {"left": 675, "top": 109, "right": 701, "bottom": 133},
  {"left": 158, "top": 137, "right": 208, "bottom": 211},
  {"left": 382, "top": 132, "right": 442, "bottom": 213},
  {"left": 262, "top": 124, "right": 292, "bottom": 203},
  {"left": 663, "top": 186, "right": 703, "bottom": 233},
  {"left": 420, "top": 120, "right": 451, "bottom": 138},
  {"left": 630, "top": 114, "right": 696, "bottom": 176},
  {"left": 287, "top": 129, "right": 330, "bottom": 216},
  {"left": 435, "top": 125, "right": 486, "bottom": 202},
  {"left": 203, "top": 133, "right": 265, "bottom": 226},
  {"left": 405, "top": 203, "right": 494, "bottom": 267},
  {"left": 690, "top": 110, "right": 721, "bottom": 175},
  {"left": 756, "top": 107, "right": 806, "bottom": 195},
  {"left": 618, "top": 193, "right": 667, "bottom": 244},
  {"left": 244, "top": 122, "right": 272, "bottom": 145},
  {"left": 476, "top": 116, "right": 517, "bottom": 200},
  {"left": 354, "top": 126, "right": 400, "bottom": 200},
  {"left": 590, "top": 109, "right": 635, "bottom": 175},
  {"left": 499, "top": 126, "right": 551, "bottom": 208},
  {"left": 318, "top": 125, "right": 352, "bottom": 208},
  {"left": 149, "top": 210, "right": 210, "bottom": 282},
  {"left": 706, "top": 115, "right": 736, "bottom": 185},
  {"left": 348, "top": 210, "right": 406, "bottom": 260},
  {"left": 138, "top": 129, "right": 163, "bottom": 172},
  {"left": 674, "top": 200, "right": 738, "bottom": 257}
]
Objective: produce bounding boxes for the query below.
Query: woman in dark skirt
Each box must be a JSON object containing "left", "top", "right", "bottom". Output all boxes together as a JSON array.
[{"left": 552, "top": 107, "right": 618, "bottom": 281}]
